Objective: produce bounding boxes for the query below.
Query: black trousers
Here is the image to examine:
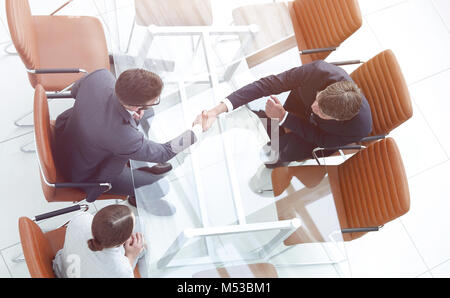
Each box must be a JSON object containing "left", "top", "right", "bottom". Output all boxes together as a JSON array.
[{"left": 108, "top": 165, "right": 166, "bottom": 198}]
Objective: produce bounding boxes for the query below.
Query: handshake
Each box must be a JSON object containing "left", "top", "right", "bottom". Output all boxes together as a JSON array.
[
  {"left": 192, "top": 110, "right": 217, "bottom": 132},
  {"left": 191, "top": 96, "right": 287, "bottom": 132}
]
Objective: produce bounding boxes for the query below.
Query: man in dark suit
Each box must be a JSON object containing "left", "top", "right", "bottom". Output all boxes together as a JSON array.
[
  {"left": 199, "top": 60, "right": 372, "bottom": 166},
  {"left": 55, "top": 68, "right": 203, "bottom": 216}
]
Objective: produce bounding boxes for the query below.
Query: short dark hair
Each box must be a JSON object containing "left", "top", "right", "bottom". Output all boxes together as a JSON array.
[
  {"left": 87, "top": 205, "right": 134, "bottom": 252},
  {"left": 115, "top": 69, "right": 164, "bottom": 106},
  {"left": 317, "top": 81, "right": 363, "bottom": 121}
]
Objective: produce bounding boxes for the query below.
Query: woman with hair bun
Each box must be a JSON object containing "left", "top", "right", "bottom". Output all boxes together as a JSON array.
[{"left": 53, "top": 205, "right": 145, "bottom": 278}]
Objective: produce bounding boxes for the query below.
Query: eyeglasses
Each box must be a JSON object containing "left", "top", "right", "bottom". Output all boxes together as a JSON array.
[{"left": 123, "top": 97, "right": 161, "bottom": 110}]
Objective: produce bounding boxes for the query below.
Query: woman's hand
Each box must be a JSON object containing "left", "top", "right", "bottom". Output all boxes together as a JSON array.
[{"left": 124, "top": 232, "right": 145, "bottom": 266}]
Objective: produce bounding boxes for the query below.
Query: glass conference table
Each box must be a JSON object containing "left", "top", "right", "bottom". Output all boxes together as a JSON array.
[{"left": 92, "top": 0, "right": 350, "bottom": 278}]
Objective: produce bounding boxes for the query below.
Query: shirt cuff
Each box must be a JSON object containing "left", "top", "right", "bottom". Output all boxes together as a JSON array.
[
  {"left": 191, "top": 124, "right": 203, "bottom": 140},
  {"left": 279, "top": 111, "right": 289, "bottom": 126},
  {"left": 222, "top": 98, "right": 234, "bottom": 113}
]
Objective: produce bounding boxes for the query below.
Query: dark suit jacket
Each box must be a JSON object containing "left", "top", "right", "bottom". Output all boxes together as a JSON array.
[
  {"left": 55, "top": 69, "right": 196, "bottom": 183},
  {"left": 227, "top": 60, "right": 372, "bottom": 148}
]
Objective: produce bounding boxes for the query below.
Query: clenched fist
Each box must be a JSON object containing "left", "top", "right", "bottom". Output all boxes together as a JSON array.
[{"left": 265, "top": 96, "right": 286, "bottom": 120}]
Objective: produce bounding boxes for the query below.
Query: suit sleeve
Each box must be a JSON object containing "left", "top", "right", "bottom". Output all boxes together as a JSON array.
[
  {"left": 282, "top": 113, "right": 359, "bottom": 148},
  {"left": 71, "top": 69, "right": 108, "bottom": 98},
  {"left": 227, "top": 61, "right": 319, "bottom": 109},
  {"left": 70, "top": 74, "right": 88, "bottom": 98},
  {"left": 112, "top": 129, "right": 198, "bottom": 163}
]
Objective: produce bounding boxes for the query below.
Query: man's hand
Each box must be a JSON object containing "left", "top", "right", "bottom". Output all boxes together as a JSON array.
[
  {"left": 201, "top": 110, "right": 217, "bottom": 131},
  {"left": 265, "top": 96, "right": 286, "bottom": 120},
  {"left": 133, "top": 109, "right": 145, "bottom": 121},
  {"left": 193, "top": 110, "right": 217, "bottom": 132},
  {"left": 193, "top": 113, "right": 203, "bottom": 127}
]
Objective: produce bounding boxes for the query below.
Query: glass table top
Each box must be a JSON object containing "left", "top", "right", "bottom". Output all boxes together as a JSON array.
[
  {"left": 91, "top": 0, "right": 350, "bottom": 278},
  {"left": 130, "top": 105, "right": 348, "bottom": 277}
]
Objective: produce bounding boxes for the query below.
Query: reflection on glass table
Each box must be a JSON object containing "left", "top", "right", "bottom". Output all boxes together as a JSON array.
[
  {"left": 129, "top": 91, "right": 348, "bottom": 277},
  {"left": 91, "top": 0, "right": 350, "bottom": 277},
  {"left": 93, "top": 0, "right": 296, "bottom": 91}
]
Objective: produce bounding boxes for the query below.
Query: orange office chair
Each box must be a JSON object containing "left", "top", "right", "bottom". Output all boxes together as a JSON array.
[
  {"left": 34, "top": 84, "right": 127, "bottom": 203},
  {"left": 193, "top": 263, "right": 278, "bottom": 278},
  {"left": 4, "top": 0, "right": 110, "bottom": 142},
  {"left": 289, "top": 0, "right": 362, "bottom": 65},
  {"left": 19, "top": 216, "right": 141, "bottom": 278},
  {"left": 273, "top": 137, "right": 410, "bottom": 243},
  {"left": 6, "top": 0, "right": 109, "bottom": 93}
]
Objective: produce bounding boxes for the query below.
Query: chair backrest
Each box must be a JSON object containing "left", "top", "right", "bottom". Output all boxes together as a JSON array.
[
  {"left": 18, "top": 217, "right": 66, "bottom": 278},
  {"left": 135, "top": 0, "right": 213, "bottom": 26},
  {"left": 5, "top": 0, "right": 39, "bottom": 70},
  {"left": 289, "top": 0, "right": 362, "bottom": 65},
  {"left": 272, "top": 138, "right": 410, "bottom": 243},
  {"left": 331, "top": 137, "right": 410, "bottom": 240},
  {"left": 34, "top": 85, "right": 58, "bottom": 185},
  {"left": 193, "top": 263, "right": 278, "bottom": 278},
  {"left": 34, "top": 85, "right": 76, "bottom": 202},
  {"left": 19, "top": 216, "right": 141, "bottom": 278},
  {"left": 351, "top": 49, "right": 413, "bottom": 137}
]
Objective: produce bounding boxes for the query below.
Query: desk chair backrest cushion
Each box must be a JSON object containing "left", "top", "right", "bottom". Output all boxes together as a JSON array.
[
  {"left": 350, "top": 49, "right": 413, "bottom": 137},
  {"left": 289, "top": 0, "right": 362, "bottom": 65},
  {"left": 34, "top": 85, "right": 56, "bottom": 184},
  {"left": 274, "top": 138, "right": 410, "bottom": 243},
  {"left": 18, "top": 217, "right": 66, "bottom": 278},
  {"left": 6, "top": 0, "right": 110, "bottom": 91},
  {"left": 34, "top": 85, "right": 128, "bottom": 202},
  {"left": 332, "top": 137, "right": 410, "bottom": 240},
  {"left": 135, "top": 0, "right": 213, "bottom": 26},
  {"left": 5, "top": 0, "right": 38, "bottom": 70},
  {"left": 34, "top": 85, "right": 86, "bottom": 202}
]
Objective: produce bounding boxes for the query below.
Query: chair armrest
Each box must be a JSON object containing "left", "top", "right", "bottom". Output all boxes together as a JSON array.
[
  {"left": 330, "top": 60, "right": 363, "bottom": 66},
  {"left": 299, "top": 47, "right": 337, "bottom": 55},
  {"left": 33, "top": 204, "right": 89, "bottom": 222},
  {"left": 312, "top": 145, "right": 366, "bottom": 165},
  {"left": 27, "top": 68, "right": 88, "bottom": 74},
  {"left": 46, "top": 92, "right": 74, "bottom": 99},
  {"left": 54, "top": 182, "right": 112, "bottom": 189},
  {"left": 342, "top": 225, "right": 383, "bottom": 233},
  {"left": 359, "top": 134, "right": 386, "bottom": 143}
]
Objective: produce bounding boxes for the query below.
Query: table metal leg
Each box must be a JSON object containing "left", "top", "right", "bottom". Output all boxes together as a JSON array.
[{"left": 157, "top": 219, "right": 300, "bottom": 270}]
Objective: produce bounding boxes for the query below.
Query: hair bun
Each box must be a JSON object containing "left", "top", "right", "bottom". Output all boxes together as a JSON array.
[{"left": 87, "top": 238, "right": 103, "bottom": 252}]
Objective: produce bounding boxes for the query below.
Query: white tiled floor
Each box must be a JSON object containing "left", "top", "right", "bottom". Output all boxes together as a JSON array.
[{"left": 1, "top": 0, "right": 450, "bottom": 278}]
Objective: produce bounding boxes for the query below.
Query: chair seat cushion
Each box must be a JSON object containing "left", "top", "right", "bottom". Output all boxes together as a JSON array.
[{"left": 30, "top": 15, "right": 110, "bottom": 91}]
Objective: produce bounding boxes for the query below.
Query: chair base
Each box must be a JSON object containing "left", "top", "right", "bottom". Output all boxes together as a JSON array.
[
  {"left": 21, "top": 140, "right": 36, "bottom": 153},
  {"left": 14, "top": 110, "right": 34, "bottom": 128},
  {"left": 12, "top": 253, "right": 25, "bottom": 264}
]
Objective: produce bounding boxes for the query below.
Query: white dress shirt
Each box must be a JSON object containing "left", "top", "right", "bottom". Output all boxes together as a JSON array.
[
  {"left": 53, "top": 213, "right": 134, "bottom": 278},
  {"left": 222, "top": 98, "right": 289, "bottom": 125}
]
